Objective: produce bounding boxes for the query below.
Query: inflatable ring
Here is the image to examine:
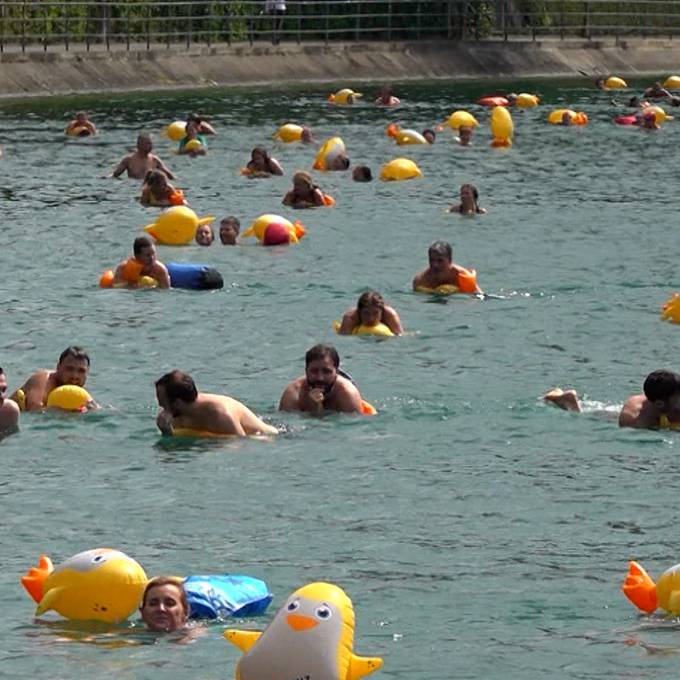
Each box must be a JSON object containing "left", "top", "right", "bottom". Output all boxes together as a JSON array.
[
  {"left": 46, "top": 385, "right": 92, "bottom": 411},
  {"left": 614, "top": 114, "right": 638, "bottom": 126},
  {"left": 224, "top": 582, "right": 383, "bottom": 680},
  {"left": 332, "top": 320, "right": 394, "bottom": 337},
  {"left": 66, "top": 126, "right": 92, "bottom": 138},
  {"left": 273, "top": 123, "right": 304, "bottom": 143},
  {"left": 415, "top": 268, "right": 478, "bottom": 295},
  {"left": 171, "top": 428, "right": 236, "bottom": 438},
  {"left": 446, "top": 110, "right": 479, "bottom": 130},
  {"left": 182, "top": 138, "right": 204, "bottom": 153},
  {"left": 664, "top": 75, "right": 680, "bottom": 90},
  {"left": 477, "top": 96, "right": 509, "bottom": 107},
  {"left": 547, "top": 109, "right": 588, "bottom": 125},
  {"left": 386, "top": 124, "right": 428, "bottom": 145},
  {"left": 313, "top": 137, "right": 346, "bottom": 171},
  {"left": 242, "top": 214, "right": 306, "bottom": 244},
  {"left": 605, "top": 76, "right": 627, "bottom": 89},
  {"left": 328, "top": 88, "right": 362, "bottom": 105},
  {"left": 21, "top": 549, "right": 147, "bottom": 623},
  {"left": 515, "top": 93, "right": 540, "bottom": 108},
  {"left": 145, "top": 206, "right": 215, "bottom": 246},
  {"left": 490, "top": 106, "right": 513, "bottom": 147},
  {"left": 415, "top": 284, "right": 461, "bottom": 295},
  {"left": 380, "top": 158, "right": 422, "bottom": 181}
]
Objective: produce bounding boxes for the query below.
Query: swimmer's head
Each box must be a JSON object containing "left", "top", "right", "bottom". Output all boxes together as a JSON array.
[
  {"left": 144, "top": 170, "right": 169, "bottom": 189},
  {"left": 458, "top": 126, "right": 473, "bottom": 144},
  {"left": 300, "top": 126, "right": 314, "bottom": 144},
  {"left": 219, "top": 216, "right": 240, "bottom": 245},
  {"left": 460, "top": 183, "right": 479, "bottom": 210},
  {"left": 56, "top": 346, "right": 90, "bottom": 388},
  {"left": 422, "top": 129, "right": 436, "bottom": 144},
  {"left": 293, "top": 170, "right": 314, "bottom": 190},
  {"left": 305, "top": 344, "right": 340, "bottom": 394},
  {"left": 195, "top": 223, "right": 214, "bottom": 246},
  {"left": 428, "top": 240, "right": 452, "bottom": 263},
  {"left": 140, "top": 577, "right": 189, "bottom": 633},
  {"left": 328, "top": 154, "right": 350, "bottom": 171},
  {"left": 155, "top": 370, "right": 198, "bottom": 416},
  {"left": 137, "top": 133, "right": 152, "bottom": 154},
  {"left": 357, "top": 290, "right": 385, "bottom": 326},
  {"left": 133, "top": 235, "right": 157, "bottom": 266},
  {"left": 643, "top": 370, "right": 680, "bottom": 410},
  {"left": 506, "top": 93, "right": 518, "bottom": 105},
  {"left": 352, "top": 165, "right": 372, "bottom": 182},
  {"left": 75, "top": 111, "right": 87, "bottom": 123}
]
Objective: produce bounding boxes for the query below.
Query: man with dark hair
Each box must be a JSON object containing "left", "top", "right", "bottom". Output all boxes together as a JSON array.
[
  {"left": 544, "top": 370, "right": 680, "bottom": 429},
  {"left": 10, "top": 346, "right": 95, "bottom": 412},
  {"left": 412, "top": 241, "right": 482, "bottom": 293},
  {"left": 155, "top": 370, "right": 277, "bottom": 436},
  {"left": 113, "top": 236, "right": 170, "bottom": 288},
  {"left": 278, "top": 344, "right": 364, "bottom": 415},
  {"left": 0, "top": 367, "right": 20, "bottom": 432}
]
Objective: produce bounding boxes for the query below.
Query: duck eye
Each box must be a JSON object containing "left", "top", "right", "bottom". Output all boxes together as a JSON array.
[
  {"left": 315, "top": 605, "right": 332, "bottom": 620},
  {"left": 92, "top": 555, "right": 105, "bottom": 563},
  {"left": 286, "top": 600, "right": 300, "bottom": 612}
]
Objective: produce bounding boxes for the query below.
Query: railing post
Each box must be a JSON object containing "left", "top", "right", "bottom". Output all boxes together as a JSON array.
[
  {"left": 503, "top": 0, "right": 508, "bottom": 41},
  {"left": 21, "top": 0, "right": 25, "bottom": 53},
  {"left": 354, "top": 0, "right": 360, "bottom": 41},
  {"left": 416, "top": 2, "right": 421, "bottom": 39},
  {"left": 187, "top": 0, "right": 192, "bottom": 48}
]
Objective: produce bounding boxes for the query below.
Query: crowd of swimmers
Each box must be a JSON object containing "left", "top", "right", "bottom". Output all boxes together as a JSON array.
[{"left": 4, "top": 78, "right": 676, "bottom": 443}]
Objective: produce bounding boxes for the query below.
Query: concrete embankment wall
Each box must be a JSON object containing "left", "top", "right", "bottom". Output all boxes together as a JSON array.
[{"left": 1, "top": 38, "right": 679, "bottom": 98}]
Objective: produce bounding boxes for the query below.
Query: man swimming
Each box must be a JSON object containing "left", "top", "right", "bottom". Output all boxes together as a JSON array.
[
  {"left": 113, "top": 236, "right": 171, "bottom": 288},
  {"left": 155, "top": 370, "right": 278, "bottom": 436},
  {"left": 111, "top": 133, "right": 175, "bottom": 180},
  {"left": 10, "top": 346, "right": 95, "bottom": 412},
  {"left": 279, "top": 344, "right": 364, "bottom": 415},
  {"left": 412, "top": 241, "right": 482, "bottom": 293},
  {"left": 544, "top": 370, "right": 680, "bottom": 429},
  {"left": 0, "top": 367, "right": 19, "bottom": 431}
]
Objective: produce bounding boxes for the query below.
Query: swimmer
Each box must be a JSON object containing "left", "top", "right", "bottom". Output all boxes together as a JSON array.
[
  {"left": 187, "top": 112, "right": 217, "bottom": 137},
  {"left": 643, "top": 81, "right": 672, "bottom": 100},
  {"left": 300, "top": 126, "right": 315, "bottom": 144},
  {"left": 456, "top": 126, "right": 473, "bottom": 146},
  {"left": 448, "top": 183, "right": 487, "bottom": 215},
  {"left": 422, "top": 128, "right": 436, "bottom": 144},
  {"left": 560, "top": 110, "right": 574, "bottom": 126},
  {"left": 338, "top": 290, "right": 403, "bottom": 336},
  {"left": 219, "top": 216, "right": 240, "bottom": 245},
  {"left": 140, "top": 170, "right": 184, "bottom": 207},
  {"left": 65, "top": 111, "right": 97, "bottom": 136},
  {"left": 595, "top": 76, "right": 608, "bottom": 91},
  {"left": 641, "top": 111, "right": 660, "bottom": 130},
  {"left": 279, "top": 344, "right": 365, "bottom": 415},
  {"left": 140, "top": 576, "right": 206, "bottom": 641},
  {"left": 375, "top": 85, "right": 401, "bottom": 106},
  {"left": 506, "top": 93, "right": 518, "bottom": 106},
  {"left": 544, "top": 370, "right": 680, "bottom": 429},
  {"left": 244, "top": 146, "right": 284, "bottom": 177},
  {"left": 178, "top": 116, "right": 209, "bottom": 156},
  {"left": 282, "top": 171, "right": 325, "bottom": 208},
  {"left": 113, "top": 235, "right": 171, "bottom": 288},
  {"left": 327, "top": 153, "right": 350, "bottom": 171},
  {"left": 352, "top": 165, "right": 372, "bottom": 182},
  {"left": 111, "top": 133, "right": 175, "bottom": 180},
  {"left": 195, "top": 223, "right": 214, "bottom": 246},
  {"left": 155, "top": 370, "right": 278, "bottom": 436},
  {"left": 10, "top": 346, "right": 97, "bottom": 412},
  {"left": 0, "top": 367, "right": 19, "bottom": 432},
  {"left": 412, "top": 241, "right": 483, "bottom": 293}
]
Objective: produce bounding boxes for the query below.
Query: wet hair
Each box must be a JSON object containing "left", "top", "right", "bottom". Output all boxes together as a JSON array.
[
  {"left": 155, "top": 370, "right": 198, "bottom": 403},
  {"left": 352, "top": 165, "right": 372, "bottom": 182},
  {"left": 144, "top": 170, "right": 167, "bottom": 187},
  {"left": 461, "top": 183, "right": 479, "bottom": 201},
  {"left": 422, "top": 128, "right": 436, "bottom": 142},
  {"left": 293, "top": 170, "right": 314, "bottom": 189},
  {"left": 133, "top": 235, "right": 154, "bottom": 256},
  {"left": 357, "top": 290, "right": 385, "bottom": 313},
  {"left": 137, "top": 133, "right": 152, "bottom": 147},
  {"left": 428, "top": 241, "right": 452, "bottom": 261},
  {"left": 58, "top": 346, "right": 90, "bottom": 367},
  {"left": 220, "top": 216, "right": 240, "bottom": 233},
  {"left": 141, "top": 576, "right": 189, "bottom": 616},
  {"left": 643, "top": 370, "right": 680, "bottom": 402},
  {"left": 305, "top": 344, "right": 340, "bottom": 369},
  {"left": 337, "top": 156, "right": 350, "bottom": 170}
]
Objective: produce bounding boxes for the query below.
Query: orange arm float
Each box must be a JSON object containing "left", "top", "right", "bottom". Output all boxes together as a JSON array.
[{"left": 622, "top": 561, "right": 658, "bottom": 613}]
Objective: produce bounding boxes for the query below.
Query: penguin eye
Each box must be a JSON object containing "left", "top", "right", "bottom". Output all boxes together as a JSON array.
[
  {"left": 286, "top": 600, "right": 300, "bottom": 612},
  {"left": 315, "top": 605, "right": 332, "bottom": 620},
  {"left": 92, "top": 555, "right": 106, "bottom": 564}
]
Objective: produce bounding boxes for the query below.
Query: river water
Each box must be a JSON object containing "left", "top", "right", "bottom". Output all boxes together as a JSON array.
[{"left": 2, "top": 79, "right": 680, "bottom": 679}]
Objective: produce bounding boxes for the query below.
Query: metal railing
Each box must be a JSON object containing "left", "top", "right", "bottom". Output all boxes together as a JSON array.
[{"left": 1, "top": 1, "right": 679, "bottom": 53}]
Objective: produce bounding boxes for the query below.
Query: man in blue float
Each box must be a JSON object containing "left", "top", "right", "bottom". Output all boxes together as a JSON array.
[
  {"left": 9, "top": 346, "right": 95, "bottom": 412},
  {"left": 278, "top": 344, "right": 364, "bottom": 415}
]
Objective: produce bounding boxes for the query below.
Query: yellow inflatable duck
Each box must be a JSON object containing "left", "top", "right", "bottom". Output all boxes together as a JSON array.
[
  {"left": 225, "top": 582, "right": 382, "bottom": 680},
  {"left": 386, "top": 124, "right": 428, "bottom": 145},
  {"left": 379, "top": 158, "right": 422, "bottom": 181},
  {"left": 328, "top": 89, "right": 362, "bottom": 105},
  {"left": 622, "top": 560, "right": 680, "bottom": 615},
  {"left": 490, "top": 106, "right": 513, "bottom": 147},
  {"left": 21, "top": 548, "right": 147, "bottom": 623},
  {"left": 241, "top": 214, "right": 306, "bottom": 244},
  {"left": 144, "top": 206, "right": 215, "bottom": 246},
  {"left": 661, "top": 293, "right": 680, "bottom": 323}
]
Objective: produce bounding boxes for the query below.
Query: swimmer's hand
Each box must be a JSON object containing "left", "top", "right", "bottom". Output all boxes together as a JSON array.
[
  {"left": 85, "top": 399, "right": 100, "bottom": 411},
  {"left": 308, "top": 388, "right": 325, "bottom": 413},
  {"left": 156, "top": 410, "right": 174, "bottom": 435}
]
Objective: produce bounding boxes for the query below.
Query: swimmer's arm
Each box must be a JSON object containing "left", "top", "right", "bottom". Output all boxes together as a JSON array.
[
  {"left": 447, "top": 204, "right": 462, "bottom": 213},
  {"left": 477, "top": 207, "right": 488, "bottom": 215},
  {"left": 112, "top": 261, "right": 127, "bottom": 285},
  {"left": 412, "top": 270, "right": 427, "bottom": 291},
  {"left": 154, "top": 156, "right": 175, "bottom": 180},
  {"left": 268, "top": 159, "right": 284, "bottom": 176},
  {"left": 154, "top": 263, "right": 171, "bottom": 289},
  {"left": 85, "top": 121, "right": 97, "bottom": 134},
  {"left": 139, "top": 185, "right": 153, "bottom": 205},
  {"left": 282, "top": 191, "right": 295, "bottom": 206},
  {"left": 198, "top": 122, "right": 217, "bottom": 135},
  {"left": 157, "top": 409, "right": 174, "bottom": 435},
  {"left": 382, "top": 305, "right": 403, "bottom": 335},
  {"left": 278, "top": 383, "right": 301, "bottom": 412},
  {"left": 206, "top": 405, "right": 246, "bottom": 436},
  {"left": 21, "top": 372, "right": 49, "bottom": 411},
  {"left": 239, "top": 406, "right": 278, "bottom": 435},
  {"left": 311, "top": 188, "right": 325, "bottom": 206},
  {"left": 338, "top": 309, "right": 359, "bottom": 335},
  {"left": 618, "top": 397, "right": 656, "bottom": 429},
  {"left": 336, "top": 383, "right": 364, "bottom": 414},
  {"left": 111, "top": 157, "right": 129, "bottom": 178}
]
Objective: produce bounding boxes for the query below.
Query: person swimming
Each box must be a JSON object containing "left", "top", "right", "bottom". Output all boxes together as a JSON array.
[
  {"left": 338, "top": 290, "right": 403, "bottom": 336},
  {"left": 140, "top": 170, "right": 185, "bottom": 207},
  {"left": 195, "top": 223, "right": 214, "bottom": 246},
  {"left": 448, "top": 184, "right": 486, "bottom": 215},
  {"left": 282, "top": 171, "right": 325, "bottom": 208},
  {"left": 244, "top": 147, "right": 284, "bottom": 177},
  {"left": 219, "top": 216, "right": 240, "bottom": 245}
]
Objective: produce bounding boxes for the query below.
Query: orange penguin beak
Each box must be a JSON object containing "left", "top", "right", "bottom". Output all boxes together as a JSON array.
[{"left": 287, "top": 613, "right": 318, "bottom": 631}]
